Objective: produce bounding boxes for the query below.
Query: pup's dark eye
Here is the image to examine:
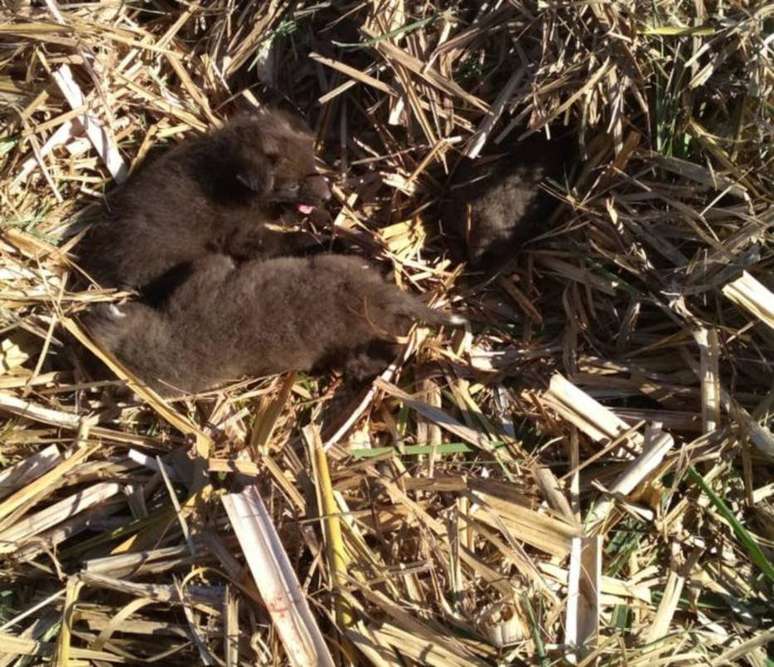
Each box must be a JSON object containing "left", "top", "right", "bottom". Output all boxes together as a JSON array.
[{"left": 286, "top": 183, "right": 299, "bottom": 192}]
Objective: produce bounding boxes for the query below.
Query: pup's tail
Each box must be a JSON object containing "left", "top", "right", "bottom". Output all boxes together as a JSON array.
[
  {"left": 422, "top": 308, "right": 468, "bottom": 328},
  {"left": 358, "top": 280, "right": 468, "bottom": 337},
  {"left": 400, "top": 295, "right": 468, "bottom": 329}
]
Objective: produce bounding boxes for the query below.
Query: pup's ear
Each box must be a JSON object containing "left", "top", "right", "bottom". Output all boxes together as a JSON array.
[
  {"left": 259, "top": 133, "right": 281, "bottom": 159},
  {"left": 261, "top": 107, "right": 313, "bottom": 137}
]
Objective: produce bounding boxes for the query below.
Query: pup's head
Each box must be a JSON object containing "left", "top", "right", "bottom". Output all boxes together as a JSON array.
[{"left": 229, "top": 110, "right": 331, "bottom": 215}]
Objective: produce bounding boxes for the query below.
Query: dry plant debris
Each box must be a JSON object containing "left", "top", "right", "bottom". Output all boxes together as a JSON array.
[{"left": 0, "top": 1, "right": 772, "bottom": 665}]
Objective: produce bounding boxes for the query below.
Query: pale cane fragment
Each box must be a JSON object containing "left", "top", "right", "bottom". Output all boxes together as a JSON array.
[
  {"left": 722, "top": 271, "right": 774, "bottom": 329},
  {"left": 222, "top": 486, "right": 334, "bottom": 667}
]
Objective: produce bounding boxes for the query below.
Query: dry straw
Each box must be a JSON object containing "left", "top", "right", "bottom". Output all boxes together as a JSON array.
[{"left": 0, "top": 0, "right": 772, "bottom": 664}]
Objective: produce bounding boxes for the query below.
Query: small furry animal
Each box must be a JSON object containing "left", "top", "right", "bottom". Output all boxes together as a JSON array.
[
  {"left": 77, "top": 109, "right": 331, "bottom": 299},
  {"left": 441, "top": 131, "right": 575, "bottom": 269},
  {"left": 83, "top": 254, "right": 463, "bottom": 396}
]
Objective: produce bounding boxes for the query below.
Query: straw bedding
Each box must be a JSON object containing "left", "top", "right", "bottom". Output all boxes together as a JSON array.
[{"left": 0, "top": 1, "right": 772, "bottom": 665}]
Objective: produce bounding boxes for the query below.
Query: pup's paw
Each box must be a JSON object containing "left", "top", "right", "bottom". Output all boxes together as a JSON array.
[
  {"left": 237, "top": 171, "right": 263, "bottom": 192},
  {"left": 106, "top": 303, "right": 126, "bottom": 319},
  {"left": 81, "top": 301, "right": 147, "bottom": 342},
  {"left": 342, "top": 342, "right": 399, "bottom": 383},
  {"left": 83, "top": 302, "right": 120, "bottom": 326},
  {"left": 236, "top": 160, "right": 273, "bottom": 196}
]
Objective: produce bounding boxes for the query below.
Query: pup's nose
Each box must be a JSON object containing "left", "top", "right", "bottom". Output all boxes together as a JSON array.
[{"left": 307, "top": 174, "right": 331, "bottom": 202}]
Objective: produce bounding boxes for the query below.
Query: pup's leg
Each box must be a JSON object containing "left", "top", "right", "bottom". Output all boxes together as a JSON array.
[
  {"left": 226, "top": 226, "right": 319, "bottom": 261},
  {"left": 342, "top": 340, "right": 401, "bottom": 382}
]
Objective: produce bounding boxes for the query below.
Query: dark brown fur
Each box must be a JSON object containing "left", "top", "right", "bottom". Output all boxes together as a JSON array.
[
  {"left": 77, "top": 109, "right": 330, "bottom": 300},
  {"left": 441, "top": 131, "right": 575, "bottom": 269},
  {"left": 83, "top": 254, "right": 462, "bottom": 396}
]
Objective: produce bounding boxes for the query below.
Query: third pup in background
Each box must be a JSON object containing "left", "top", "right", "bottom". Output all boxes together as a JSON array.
[{"left": 442, "top": 131, "right": 575, "bottom": 270}]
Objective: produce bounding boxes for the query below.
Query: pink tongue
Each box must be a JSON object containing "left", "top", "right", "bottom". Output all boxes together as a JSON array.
[{"left": 297, "top": 204, "right": 315, "bottom": 215}]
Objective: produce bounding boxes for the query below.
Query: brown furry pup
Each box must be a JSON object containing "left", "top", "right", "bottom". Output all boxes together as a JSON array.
[
  {"left": 83, "top": 254, "right": 464, "bottom": 396},
  {"left": 441, "top": 131, "right": 575, "bottom": 270},
  {"left": 77, "top": 109, "right": 330, "bottom": 300}
]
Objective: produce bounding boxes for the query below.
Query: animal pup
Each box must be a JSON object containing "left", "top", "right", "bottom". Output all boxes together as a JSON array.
[
  {"left": 77, "top": 109, "right": 331, "bottom": 300},
  {"left": 83, "top": 254, "right": 465, "bottom": 396},
  {"left": 441, "top": 131, "right": 575, "bottom": 270}
]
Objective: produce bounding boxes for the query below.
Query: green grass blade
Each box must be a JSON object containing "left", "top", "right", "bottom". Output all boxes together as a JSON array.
[{"left": 687, "top": 466, "right": 774, "bottom": 584}]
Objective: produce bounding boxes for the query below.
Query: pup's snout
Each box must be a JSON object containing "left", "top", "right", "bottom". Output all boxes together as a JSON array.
[{"left": 306, "top": 174, "right": 331, "bottom": 202}]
